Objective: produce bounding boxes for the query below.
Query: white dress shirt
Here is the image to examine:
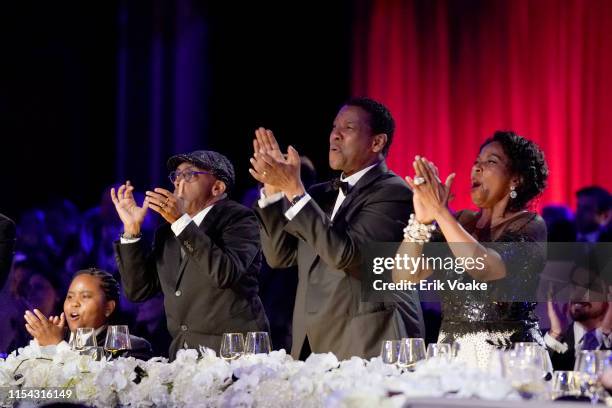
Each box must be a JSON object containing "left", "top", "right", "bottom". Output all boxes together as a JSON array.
[
  {"left": 544, "top": 322, "right": 611, "bottom": 353},
  {"left": 257, "top": 163, "right": 378, "bottom": 221},
  {"left": 120, "top": 205, "right": 215, "bottom": 244}
]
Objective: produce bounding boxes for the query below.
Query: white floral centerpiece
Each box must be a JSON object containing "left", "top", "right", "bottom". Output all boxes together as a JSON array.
[{"left": 0, "top": 341, "right": 519, "bottom": 407}]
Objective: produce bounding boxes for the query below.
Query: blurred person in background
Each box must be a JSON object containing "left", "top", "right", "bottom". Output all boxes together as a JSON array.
[
  {"left": 575, "top": 186, "right": 612, "bottom": 243},
  {"left": 0, "top": 213, "right": 16, "bottom": 288}
]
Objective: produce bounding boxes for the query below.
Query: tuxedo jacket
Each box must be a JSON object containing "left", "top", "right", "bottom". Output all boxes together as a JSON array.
[
  {"left": 0, "top": 213, "right": 16, "bottom": 289},
  {"left": 255, "top": 162, "right": 425, "bottom": 360},
  {"left": 114, "top": 199, "right": 269, "bottom": 359},
  {"left": 548, "top": 323, "right": 611, "bottom": 371}
]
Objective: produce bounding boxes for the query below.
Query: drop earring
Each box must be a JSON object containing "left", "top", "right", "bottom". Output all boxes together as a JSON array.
[{"left": 510, "top": 185, "right": 517, "bottom": 199}]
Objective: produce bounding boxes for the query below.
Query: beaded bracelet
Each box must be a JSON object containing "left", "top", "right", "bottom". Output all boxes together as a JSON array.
[{"left": 403, "top": 214, "right": 436, "bottom": 244}]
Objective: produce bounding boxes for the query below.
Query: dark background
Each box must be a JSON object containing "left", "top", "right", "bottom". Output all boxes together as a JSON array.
[{"left": 1, "top": 0, "right": 352, "bottom": 220}]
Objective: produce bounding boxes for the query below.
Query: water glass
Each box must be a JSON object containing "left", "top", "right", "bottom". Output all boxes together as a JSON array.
[
  {"left": 397, "top": 338, "right": 426, "bottom": 370},
  {"left": 245, "top": 331, "right": 271, "bottom": 354},
  {"left": 73, "top": 327, "right": 97, "bottom": 352},
  {"left": 551, "top": 371, "right": 581, "bottom": 399},
  {"left": 220, "top": 333, "right": 245, "bottom": 361},
  {"left": 426, "top": 343, "right": 452, "bottom": 360},
  {"left": 380, "top": 340, "right": 401, "bottom": 365}
]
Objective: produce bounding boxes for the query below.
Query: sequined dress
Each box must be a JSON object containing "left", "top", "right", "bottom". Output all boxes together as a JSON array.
[{"left": 435, "top": 210, "right": 547, "bottom": 369}]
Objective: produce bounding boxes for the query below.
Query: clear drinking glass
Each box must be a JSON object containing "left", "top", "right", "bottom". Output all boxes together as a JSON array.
[
  {"left": 380, "top": 340, "right": 401, "bottom": 365},
  {"left": 426, "top": 343, "right": 452, "bottom": 360},
  {"left": 220, "top": 333, "right": 245, "bottom": 361},
  {"left": 513, "top": 342, "right": 553, "bottom": 378},
  {"left": 104, "top": 325, "right": 132, "bottom": 357},
  {"left": 397, "top": 338, "right": 426, "bottom": 370},
  {"left": 245, "top": 331, "right": 271, "bottom": 354},
  {"left": 73, "top": 327, "right": 97, "bottom": 352},
  {"left": 503, "top": 348, "right": 547, "bottom": 397},
  {"left": 575, "top": 350, "right": 607, "bottom": 403},
  {"left": 551, "top": 371, "right": 581, "bottom": 399}
]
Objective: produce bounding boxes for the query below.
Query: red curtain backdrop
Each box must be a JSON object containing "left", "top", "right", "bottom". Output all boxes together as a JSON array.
[{"left": 352, "top": 0, "right": 612, "bottom": 212}]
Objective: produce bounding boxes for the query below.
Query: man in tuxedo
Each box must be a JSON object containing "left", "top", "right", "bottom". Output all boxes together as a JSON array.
[
  {"left": 575, "top": 186, "right": 612, "bottom": 243},
  {"left": 250, "top": 97, "right": 425, "bottom": 360},
  {"left": 546, "top": 295, "right": 612, "bottom": 370},
  {"left": 0, "top": 213, "right": 16, "bottom": 289},
  {"left": 113, "top": 151, "right": 269, "bottom": 359}
]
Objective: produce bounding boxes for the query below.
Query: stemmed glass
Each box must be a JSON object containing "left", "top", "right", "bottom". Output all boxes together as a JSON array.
[
  {"left": 245, "top": 332, "right": 271, "bottom": 354},
  {"left": 503, "top": 348, "right": 547, "bottom": 397},
  {"left": 104, "top": 325, "right": 132, "bottom": 358},
  {"left": 575, "top": 350, "right": 612, "bottom": 403},
  {"left": 220, "top": 333, "right": 245, "bottom": 361},
  {"left": 426, "top": 343, "right": 452, "bottom": 360},
  {"left": 73, "top": 327, "right": 97, "bottom": 353},
  {"left": 397, "top": 338, "right": 426, "bottom": 370},
  {"left": 380, "top": 340, "right": 401, "bottom": 365},
  {"left": 551, "top": 371, "right": 581, "bottom": 400},
  {"left": 513, "top": 342, "right": 554, "bottom": 379}
]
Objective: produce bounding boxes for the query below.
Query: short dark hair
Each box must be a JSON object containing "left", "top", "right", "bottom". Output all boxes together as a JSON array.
[
  {"left": 480, "top": 131, "right": 548, "bottom": 212},
  {"left": 345, "top": 97, "right": 395, "bottom": 157},
  {"left": 73, "top": 268, "right": 120, "bottom": 303},
  {"left": 576, "top": 186, "right": 612, "bottom": 213}
]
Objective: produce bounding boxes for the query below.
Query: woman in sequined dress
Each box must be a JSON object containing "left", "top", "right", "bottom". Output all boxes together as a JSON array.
[{"left": 393, "top": 131, "right": 549, "bottom": 369}]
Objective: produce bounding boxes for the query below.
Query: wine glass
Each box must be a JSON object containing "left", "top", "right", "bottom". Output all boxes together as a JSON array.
[
  {"left": 503, "top": 348, "right": 546, "bottom": 397},
  {"left": 551, "top": 371, "right": 581, "bottom": 400},
  {"left": 73, "top": 327, "right": 97, "bottom": 353},
  {"left": 575, "top": 350, "right": 612, "bottom": 403},
  {"left": 220, "top": 333, "right": 245, "bottom": 361},
  {"left": 426, "top": 343, "right": 452, "bottom": 360},
  {"left": 245, "top": 332, "right": 271, "bottom": 354},
  {"left": 104, "top": 325, "right": 132, "bottom": 358},
  {"left": 380, "top": 340, "right": 401, "bottom": 365},
  {"left": 513, "top": 342, "right": 553, "bottom": 378},
  {"left": 397, "top": 338, "right": 426, "bottom": 370}
]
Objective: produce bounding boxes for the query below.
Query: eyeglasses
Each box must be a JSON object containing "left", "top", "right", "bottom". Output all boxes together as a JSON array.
[{"left": 168, "top": 169, "right": 211, "bottom": 183}]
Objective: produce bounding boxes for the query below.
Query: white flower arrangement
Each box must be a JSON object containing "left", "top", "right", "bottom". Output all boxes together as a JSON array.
[{"left": 0, "top": 342, "right": 519, "bottom": 407}]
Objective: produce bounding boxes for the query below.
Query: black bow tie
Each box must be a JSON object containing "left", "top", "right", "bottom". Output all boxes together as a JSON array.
[{"left": 332, "top": 178, "right": 351, "bottom": 195}]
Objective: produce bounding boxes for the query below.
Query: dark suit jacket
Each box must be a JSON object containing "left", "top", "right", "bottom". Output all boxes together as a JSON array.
[
  {"left": 95, "top": 327, "right": 153, "bottom": 361},
  {"left": 0, "top": 213, "right": 16, "bottom": 289},
  {"left": 547, "top": 323, "right": 611, "bottom": 371},
  {"left": 548, "top": 325, "right": 577, "bottom": 371},
  {"left": 255, "top": 162, "right": 425, "bottom": 360},
  {"left": 114, "top": 199, "right": 269, "bottom": 359}
]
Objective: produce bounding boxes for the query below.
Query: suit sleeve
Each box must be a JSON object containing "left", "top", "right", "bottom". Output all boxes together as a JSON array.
[
  {"left": 0, "top": 214, "right": 16, "bottom": 289},
  {"left": 176, "top": 207, "right": 261, "bottom": 289},
  {"left": 253, "top": 199, "right": 299, "bottom": 269},
  {"left": 113, "top": 232, "right": 162, "bottom": 302},
  {"left": 283, "top": 182, "right": 412, "bottom": 279}
]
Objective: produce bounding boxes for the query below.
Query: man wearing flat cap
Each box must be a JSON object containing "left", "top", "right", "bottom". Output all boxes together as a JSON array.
[{"left": 112, "top": 150, "right": 269, "bottom": 359}]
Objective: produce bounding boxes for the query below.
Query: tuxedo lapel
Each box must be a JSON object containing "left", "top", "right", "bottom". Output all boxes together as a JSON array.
[{"left": 332, "top": 161, "right": 389, "bottom": 221}]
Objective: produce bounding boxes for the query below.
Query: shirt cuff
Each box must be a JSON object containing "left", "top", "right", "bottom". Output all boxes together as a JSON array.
[
  {"left": 120, "top": 236, "right": 141, "bottom": 244},
  {"left": 544, "top": 331, "right": 569, "bottom": 353},
  {"left": 171, "top": 213, "right": 193, "bottom": 237},
  {"left": 602, "top": 331, "right": 612, "bottom": 349},
  {"left": 284, "top": 194, "right": 312, "bottom": 221},
  {"left": 257, "top": 188, "right": 284, "bottom": 208}
]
